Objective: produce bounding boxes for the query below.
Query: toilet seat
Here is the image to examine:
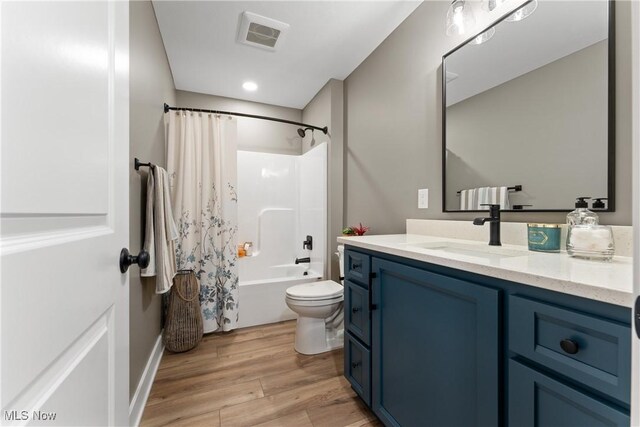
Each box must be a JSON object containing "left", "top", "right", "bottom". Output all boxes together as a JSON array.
[
  {"left": 286, "top": 294, "right": 343, "bottom": 306},
  {"left": 285, "top": 280, "right": 343, "bottom": 301}
]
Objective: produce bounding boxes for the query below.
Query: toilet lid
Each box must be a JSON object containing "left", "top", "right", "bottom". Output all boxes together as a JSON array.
[{"left": 286, "top": 280, "right": 343, "bottom": 300}]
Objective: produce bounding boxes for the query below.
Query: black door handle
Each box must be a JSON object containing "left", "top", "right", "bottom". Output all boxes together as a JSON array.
[
  {"left": 560, "top": 339, "right": 579, "bottom": 355},
  {"left": 119, "top": 248, "right": 150, "bottom": 273}
]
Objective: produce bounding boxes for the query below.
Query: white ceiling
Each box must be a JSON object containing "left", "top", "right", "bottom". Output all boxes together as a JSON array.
[
  {"left": 445, "top": 1, "right": 609, "bottom": 106},
  {"left": 153, "top": 1, "right": 422, "bottom": 109}
]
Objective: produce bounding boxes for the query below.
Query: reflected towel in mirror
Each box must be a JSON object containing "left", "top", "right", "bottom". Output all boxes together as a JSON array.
[{"left": 460, "top": 186, "right": 510, "bottom": 210}]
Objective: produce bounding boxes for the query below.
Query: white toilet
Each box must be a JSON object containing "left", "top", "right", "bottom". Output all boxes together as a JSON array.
[{"left": 285, "top": 246, "right": 345, "bottom": 355}]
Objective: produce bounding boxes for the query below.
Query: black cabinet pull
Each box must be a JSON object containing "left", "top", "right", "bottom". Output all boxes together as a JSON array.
[
  {"left": 560, "top": 339, "right": 579, "bottom": 355},
  {"left": 369, "top": 303, "right": 378, "bottom": 311},
  {"left": 352, "top": 361, "right": 361, "bottom": 369},
  {"left": 352, "top": 307, "right": 360, "bottom": 313},
  {"left": 352, "top": 263, "right": 361, "bottom": 270}
]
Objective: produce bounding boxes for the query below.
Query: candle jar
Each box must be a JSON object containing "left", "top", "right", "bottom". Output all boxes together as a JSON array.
[
  {"left": 566, "top": 225, "right": 615, "bottom": 261},
  {"left": 527, "top": 223, "right": 561, "bottom": 252}
]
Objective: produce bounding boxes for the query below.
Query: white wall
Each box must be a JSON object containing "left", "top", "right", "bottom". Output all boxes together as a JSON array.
[
  {"left": 344, "top": 0, "right": 633, "bottom": 230},
  {"left": 298, "top": 143, "right": 328, "bottom": 277},
  {"left": 237, "top": 143, "right": 327, "bottom": 281},
  {"left": 175, "top": 90, "right": 304, "bottom": 155},
  {"left": 129, "top": 0, "right": 175, "bottom": 401},
  {"left": 302, "top": 79, "right": 344, "bottom": 281}
]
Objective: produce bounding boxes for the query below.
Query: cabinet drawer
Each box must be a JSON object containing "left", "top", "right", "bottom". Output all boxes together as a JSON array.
[
  {"left": 345, "top": 250, "right": 370, "bottom": 287},
  {"left": 345, "top": 333, "right": 371, "bottom": 406},
  {"left": 509, "top": 360, "right": 629, "bottom": 427},
  {"left": 509, "top": 295, "right": 630, "bottom": 404},
  {"left": 345, "top": 280, "right": 370, "bottom": 346}
]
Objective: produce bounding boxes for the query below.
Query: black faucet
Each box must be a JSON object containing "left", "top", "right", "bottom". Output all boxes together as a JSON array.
[
  {"left": 303, "top": 235, "right": 313, "bottom": 250},
  {"left": 295, "top": 257, "right": 311, "bottom": 264},
  {"left": 473, "top": 204, "right": 501, "bottom": 246}
]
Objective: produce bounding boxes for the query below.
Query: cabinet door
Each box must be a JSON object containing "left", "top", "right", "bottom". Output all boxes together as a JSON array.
[
  {"left": 509, "top": 360, "right": 629, "bottom": 426},
  {"left": 371, "top": 258, "right": 500, "bottom": 427},
  {"left": 345, "top": 280, "right": 370, "bottom": 346},
  {"left": 345, "top": 333, "right": 371, "bottom": 405},
  {"left": 345, "top": 250, "right": 370, "bottom": 287}
]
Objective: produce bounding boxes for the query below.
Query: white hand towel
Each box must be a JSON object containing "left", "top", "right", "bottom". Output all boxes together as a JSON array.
[
  {"left": 141, "top": 165, "right": 179, "bottom": 294},
  {"left": 477, "top": 187, "right": 490, "bottom": 210},
  {"left": 141, "top": 171, "right": 156, "bottom": 276},
  {"left": 497, "top": 186, "right": 511, "bottom": 210},
  {"left": 460, "top": 189, "right": 469, "bottom": 210},
  {"left": 460, "top": 188, "right": 480, "bottom": 210}
]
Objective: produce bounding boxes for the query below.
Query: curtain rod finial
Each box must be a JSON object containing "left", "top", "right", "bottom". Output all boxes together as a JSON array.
[
  {"left": 164, "top": 103, "right": 170, "bottom": 113},
  {"left": 322, "top": 126, "right": 328, "bottom": 135}
]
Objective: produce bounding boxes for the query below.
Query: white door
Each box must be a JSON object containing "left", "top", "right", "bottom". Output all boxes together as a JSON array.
[
  {"left": 0, "top": 1, "right": 129, "bottom": 426},
  {"left": 632, "top": 1, "right": 640, "bottom": 426}
]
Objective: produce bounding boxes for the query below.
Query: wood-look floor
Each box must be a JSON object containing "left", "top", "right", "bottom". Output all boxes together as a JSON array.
[{"left": 140, "top": 320, "right": 380, "bottom": 427}]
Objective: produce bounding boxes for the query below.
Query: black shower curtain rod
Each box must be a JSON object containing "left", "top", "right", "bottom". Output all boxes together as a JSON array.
[{"left": 164, "top": 103, "right": 328, "bottom": 135}]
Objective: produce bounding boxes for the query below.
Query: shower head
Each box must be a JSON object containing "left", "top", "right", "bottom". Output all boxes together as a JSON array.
[{"left": 297, "top": 127, "right": 313, "bottom": 138}]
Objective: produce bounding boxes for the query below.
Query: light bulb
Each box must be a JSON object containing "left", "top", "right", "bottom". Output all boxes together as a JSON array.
[
  {"left": 469, "top": 27, "right": 496, "bottom": 45},
  {"left": 505, "top": 0, "right": 538, "bottom": 22},
  {"left": 446, "top": 0, "right": 476, "bottom": 36}
]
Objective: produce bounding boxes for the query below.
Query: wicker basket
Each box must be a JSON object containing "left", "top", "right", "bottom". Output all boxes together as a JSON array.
[{"left": 163, "top": 270, "right": 203, "bottom": 353}]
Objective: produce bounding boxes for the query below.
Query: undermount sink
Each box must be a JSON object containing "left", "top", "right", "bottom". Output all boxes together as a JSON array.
[{"left": 402, "top": 241, "right": 530, "bottom": 260}]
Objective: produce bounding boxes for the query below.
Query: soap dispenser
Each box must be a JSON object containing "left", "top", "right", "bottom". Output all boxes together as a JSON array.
[
  {"left": 592, "top": 198, "right": 608, "bottom": 210},
  {"left": 566, "top": 197, "right": 599, "bottom": 226}
]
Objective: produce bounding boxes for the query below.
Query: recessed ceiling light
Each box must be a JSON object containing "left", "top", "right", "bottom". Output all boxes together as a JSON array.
[{"left": 243, "top": 81, "right": 258, "bottom": 91}]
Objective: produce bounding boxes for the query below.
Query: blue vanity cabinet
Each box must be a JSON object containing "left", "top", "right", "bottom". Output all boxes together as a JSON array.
[
  {"left": 345, "top": 333, "right": 371, "bottom": 406},
  {"left": 370, "top": 257, "right": 500, "bottom": 427},
  {"left": 508, "top": 295, "right": 631, "bottom": 426},
  {"left": 342, "top": 246, "right": 631, "bottom": 427},
  {"left": 509, "top": 295, "right": 631, "bottom": 405},
  {"left": 509, "top": 360, "right": 629, "bottom": 426},
  {"left": 344, "top": 249, "right": 373, "bottom": 405},
  {"left": 345, "top": 249, "right": 371, "bottom": 286},
  {"left": 345, "top": 279, "right": 370, "bottom": 346}
]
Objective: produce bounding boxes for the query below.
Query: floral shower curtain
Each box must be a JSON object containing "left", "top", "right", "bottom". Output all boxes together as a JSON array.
[{"left": 166, "top": 110, "right": 239, "bottom": 333}]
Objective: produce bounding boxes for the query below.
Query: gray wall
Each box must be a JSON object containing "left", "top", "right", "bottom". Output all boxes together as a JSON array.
[
  {"left": 175, "top": 90, "right": 303, "bottom": 155},
  {"left": 129, "top": 0, "right": 176, "bottom": 400},
  {"left": 446, "top": 41, "right": 608, "bottom": 210},
  {"left": 344, "top": 0, "right": 633, "bottom": 233},
  {"left": 302, "top": 79, "right": 344, "bottom": 281}
]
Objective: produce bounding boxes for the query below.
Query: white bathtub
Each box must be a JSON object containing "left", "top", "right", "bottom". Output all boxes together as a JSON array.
[{"left": 238, "top": 264, "right": 322, "bottom": 328}]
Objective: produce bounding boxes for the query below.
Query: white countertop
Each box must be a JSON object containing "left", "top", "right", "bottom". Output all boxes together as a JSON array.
[{"left": 338, "top": 234, "right": 633, "bottom": 308}]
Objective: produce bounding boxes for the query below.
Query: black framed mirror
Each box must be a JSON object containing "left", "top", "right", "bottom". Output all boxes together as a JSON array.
[{"left": 442, "top": 0, "right": 615, "bottom": 212}]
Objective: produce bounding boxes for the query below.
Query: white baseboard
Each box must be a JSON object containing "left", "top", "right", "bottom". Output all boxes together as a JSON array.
[{"left": 129, "top": 333, "right": 164, "bottom": 427}]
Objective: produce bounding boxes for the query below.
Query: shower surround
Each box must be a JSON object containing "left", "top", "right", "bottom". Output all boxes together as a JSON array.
[{"left": 237, "top": 143, "right": 327, "bottom": 328}]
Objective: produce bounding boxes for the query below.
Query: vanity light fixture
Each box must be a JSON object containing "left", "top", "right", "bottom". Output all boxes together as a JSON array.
[
  {"left": 446, "top": 0, "right": 476, "bottom": 36},
  {"left": 469, "top": 27, "right": 496, "bottom": 45},
  {"left": 505, "top": 0, "right": 538, "bottom": 22},
  {"left": 242, "top": 81, "right": 258, "bottom": 91},
  {"left": 482, "top": 0, "right": 506, "bottom": 12}
]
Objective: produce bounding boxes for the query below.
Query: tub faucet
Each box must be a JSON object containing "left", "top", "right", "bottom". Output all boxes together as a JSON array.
[
  {"left": 473, "top": 204, "right": 501, "bottom": 246},
  {"left": 303, "top": 235, "right": 313, "bottom": 250},
  {"left": 295, "top": 257, "right": 311, "bottom": 264}
]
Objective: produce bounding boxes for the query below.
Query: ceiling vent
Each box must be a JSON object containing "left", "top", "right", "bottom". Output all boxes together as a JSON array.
[{"left": 237, "top": 11, "right": 290, "bottom": 51}]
